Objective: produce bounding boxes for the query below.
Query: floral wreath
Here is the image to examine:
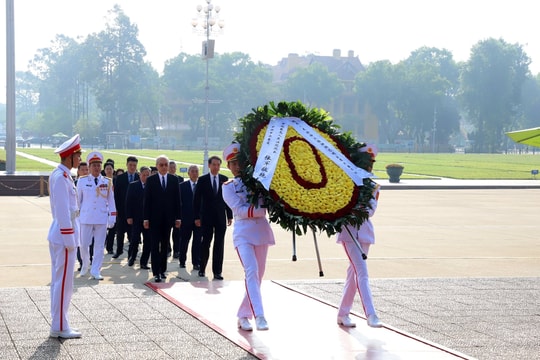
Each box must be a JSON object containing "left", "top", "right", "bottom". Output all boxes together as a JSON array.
[{"left": 234, "top": 101, "right": 377, "bottom": 236}]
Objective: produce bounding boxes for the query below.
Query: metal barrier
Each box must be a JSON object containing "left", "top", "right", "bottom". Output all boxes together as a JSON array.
[{"left": 0, "top": 175, "right": 49, "bottom": 196}]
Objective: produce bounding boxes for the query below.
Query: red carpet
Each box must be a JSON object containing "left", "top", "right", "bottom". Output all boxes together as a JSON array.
[{"left": 146, "top": 280, "right": 470, "bottom": 359}]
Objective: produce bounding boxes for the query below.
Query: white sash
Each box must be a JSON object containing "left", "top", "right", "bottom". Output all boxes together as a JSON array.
[{"left": 253, "top": 117, "right": 371, "bottom": 190}]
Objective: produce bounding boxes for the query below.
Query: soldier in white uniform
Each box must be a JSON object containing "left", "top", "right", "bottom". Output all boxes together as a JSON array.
[
  {"left": 48, "top": 134, "right": 83, "bottom": 339},
  {"left": 77, "top": 151, "right": 116, "bottom": 280},
  {"left": 336, "top": 144, "right": 383, "bottom": 329},
  {"left": 221, "top": 143, "right": 275, "bottom": 332}
]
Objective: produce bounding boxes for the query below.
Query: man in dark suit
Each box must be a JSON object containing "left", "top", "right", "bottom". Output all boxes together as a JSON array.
[
  {"left": 168, "top": 160, "right": 184, "bottom": 258},
  {"left": 113, "top": 156, "right": 139, "bottom": 258},
  {"left": 126, "top": 166, "right": 151, "bottom": 269},
  {"left": 193, "top": 156, "right": 233, "bottom": 280},
  {"left": 144, "top": 155, "right": 182, "bottom": 283},
  {"left": 179, "top": 165, "right": 202, "bottom": 271}
]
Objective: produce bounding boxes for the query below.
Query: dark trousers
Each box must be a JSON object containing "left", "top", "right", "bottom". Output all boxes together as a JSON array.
[
  {"left": 200, "top": 223, "right": 226, "bottom": 276},
  {"left": 129, "top": 222, "right": 150, "bottom": 265},
  {"left": 77, "top": 237, "right": 93, "bottom": 266},
  {"left": 115, "top": 216, "right": 131, "bottom": 254},
  {"left": 171, "top": 227, "right": 181, "bottom": 255},
  {"left": 105, "top": 223, "right": 116, "bottom": 253},
  {"left": 179, "top": 222, "right": 202, "bottom": 267},
  {"left": 150, "top": 224, "right": 172, "bottom": 277}
]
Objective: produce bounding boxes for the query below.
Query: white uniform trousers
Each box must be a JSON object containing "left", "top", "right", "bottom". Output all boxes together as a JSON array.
[
  {"left": 49, "top": 242, "right": 76, "bottom": 332},
  {"left": 80, "top": 224, "right": 107, "bottom": 277},
  {"left": 236, "top": 243, "right": 269, "bottom": 319},
  {"left": 338, "top": 241, "right": 376, "bottom": 317}
]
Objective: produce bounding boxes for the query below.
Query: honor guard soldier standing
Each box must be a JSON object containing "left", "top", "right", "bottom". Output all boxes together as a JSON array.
[
  {"left": 48, "top": 134, "right": 83, "bottom": 339},
  {"left": 77, "top": 151, "right": 116, "bottom": 280},
  {"left": 221, "top": 143, "right": 275, "bottom": 331}
]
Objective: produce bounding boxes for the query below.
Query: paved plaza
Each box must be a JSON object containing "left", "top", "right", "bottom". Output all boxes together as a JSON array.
[{"left": 0, "top": 181, "right": 539, "bottom": 359}]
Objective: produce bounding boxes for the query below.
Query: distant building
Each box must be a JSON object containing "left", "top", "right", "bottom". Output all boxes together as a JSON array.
[{"left": 273, "top": 49, "right": 378, "bottom": 143}]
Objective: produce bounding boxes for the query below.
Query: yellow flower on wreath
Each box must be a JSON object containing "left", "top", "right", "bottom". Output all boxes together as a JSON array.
[{"left": 255, "top": 125, "right": 355, "bottom": 217}]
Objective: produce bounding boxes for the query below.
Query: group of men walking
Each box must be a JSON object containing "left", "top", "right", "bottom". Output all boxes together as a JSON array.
[{"left": 47, "top": 134, "right": 234, "bottom": 338}]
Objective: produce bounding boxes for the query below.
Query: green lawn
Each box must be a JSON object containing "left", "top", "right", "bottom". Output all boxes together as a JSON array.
[{"left": 2, "top": 147, "right": 540, "bottom": 180}]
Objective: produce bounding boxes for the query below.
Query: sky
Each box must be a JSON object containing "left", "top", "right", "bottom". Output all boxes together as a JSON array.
[{"left": 1, "top": 0, "right": 539, "bottom": 102}]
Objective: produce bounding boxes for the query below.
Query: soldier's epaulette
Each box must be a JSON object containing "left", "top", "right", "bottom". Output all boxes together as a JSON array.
[{"left": 223, "top": 179, "right": 234, "bottom": 185}]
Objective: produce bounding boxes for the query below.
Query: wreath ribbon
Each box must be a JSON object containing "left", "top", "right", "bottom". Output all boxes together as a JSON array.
[{"left": 253, "top": 117, "right": 372, "bottom": 190}]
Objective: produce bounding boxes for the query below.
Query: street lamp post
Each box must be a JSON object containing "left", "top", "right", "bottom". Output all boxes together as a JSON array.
[{"left": 192, "top": 0, "right": 224, "bottom": 174}]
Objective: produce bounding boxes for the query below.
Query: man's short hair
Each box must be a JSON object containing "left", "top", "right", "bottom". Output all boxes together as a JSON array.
[
  {"left": 208, "top": 155, "right": 222, "bottom": 165},
  {"left": 78, "top": 161, "right": 88, "bottom": 169},
  {"left": 139, "top": 166, "right": 150, "bottom": 173},
  {"left": 126, "top": 156, "right": 138, "bottom": 163}
]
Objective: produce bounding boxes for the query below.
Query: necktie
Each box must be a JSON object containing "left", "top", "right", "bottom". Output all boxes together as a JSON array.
[
  {"left": 213, "top": 176, "right": 217, "bottom": 194},
  {"left": 192, "top": 182, "right": 196, "bottom": 192},
  {"left": 162, "top": 176, "right": 166, "bottom": 189},
  {"left": 94, "top": 177, "right": 98, "bottom": 185},
  {"left": 128, "top": 174, "right": 133, "bottom": 183}
]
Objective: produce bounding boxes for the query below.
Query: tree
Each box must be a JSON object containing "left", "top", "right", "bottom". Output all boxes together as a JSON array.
[
  {"left": 460, "top": 38, "right": 530, "bottom": 152},
  {"left": 354, "top": 60, "right": 398, "bottom": 143},
  {"left": 284, "top": 62, "right": 345, "bottom": 108},
  {"left": 394, "top": 47, "right": 460, "bottom": 151},
  {"left": 29, "top": 34, "right": 87, "bottom": 135},
  {"left": 161, "top": 52, "right": 278, "bottom": 147},
  {"left": 88, "top": 5, "right": 153, "bottom": 134}
]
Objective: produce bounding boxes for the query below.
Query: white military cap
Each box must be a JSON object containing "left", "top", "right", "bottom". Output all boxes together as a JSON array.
[
  {"left": 223, "top": 143, "right": 240, "bottom": 162},
  {"left": 359, "top": 143, "right": 378, "bottom": 160},
  {"left": 54, "top": 134, "right": 83, "bottom": 158},
  {"left": 86, "top": 151, "right": 104, "bottom": 164}
]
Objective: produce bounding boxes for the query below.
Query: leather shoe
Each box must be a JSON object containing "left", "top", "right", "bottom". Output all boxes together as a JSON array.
[
  {"left": 107, "top": 250, "right": 114, "bottom": 255},
  {"left": 160, "top": 273, "right": 167, "bottom": 279},
  {"left": 213, "top": 274, "right": 224, "bottom": 280},
  {"left": 198, "top": 271, "right": 205, "bottom": 277},
  {"left": 50, "top": 328, "right": 82, "bottom": 339},
  {"left": 179, "top": 264, "right": 186, "bottom": 268},
  {"left": 91, "top": 274, "right": 104, "bottom": 280},
  {"left": 337, "top": 315, "right": 356, "bottom": 328},
  {"left": 367, "top": 314, "right": 382, "bottom": 328},
  {"left": 193, "top": 264, "right": 200, "bottom": 271},
  {"left": 112, "top": 252, "right": 122, "bottom": 259},
  {"left": 154, "top": 276, "right": 161, "bottom": 283},
  {"left": 140, "top": 265, "right": 150, "bottom": 270},
  {"left": 255, "top": 316, "right": 269, "bottom": 331},
  {"left": 237, "top": 317, "right": 253, "bottom": 331},
  {"left": 128, "top": 259, "right": 134, "bottom": 266},
  {"left": 173, "top": 252, "right": 180, "bottom": 259}
]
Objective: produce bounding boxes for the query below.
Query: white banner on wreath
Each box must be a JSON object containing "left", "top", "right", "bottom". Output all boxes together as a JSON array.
[{"left": 254, "top": 117, "right": 371, "bottom": 190}]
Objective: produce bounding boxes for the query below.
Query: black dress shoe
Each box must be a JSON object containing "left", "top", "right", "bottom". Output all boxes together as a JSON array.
[
  {"left": 179, "top": 263, "right": 186, "bottom": 268},
  {"left": 112, "top": 252, "right": 122, "bottom": 259},
  {"left": 140, "top": 265, "right": 150, "bottom": 270},
  {"left": 213, "top": 274, "right": 224, "bottom": 280},
  {"left": 160, "top": 273, "right": 167, "bottom": 279},
  {"left": 193, "top": 264, "right": 200, "bottom": 271},
  {"left": 107, "top": 250, "right": 114, "bottom": 255},
  {"left": 154, "top": 276, "right": 161, "bottom": 283},
  {"left": 128, "top": 259, "right": 134, "bottom": 266},
  {"left": 198, "top": 271, "right": 205, "bottom": 277},
  {"left": 173, "top": 252, "right": 180, "bottom": 259}
]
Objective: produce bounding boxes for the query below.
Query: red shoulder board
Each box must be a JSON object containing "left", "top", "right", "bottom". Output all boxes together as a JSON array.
[{"left": 63, "top": 172, "right": 68, "bottom": 178}]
